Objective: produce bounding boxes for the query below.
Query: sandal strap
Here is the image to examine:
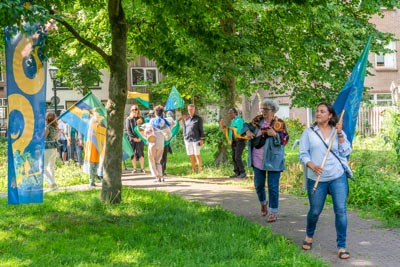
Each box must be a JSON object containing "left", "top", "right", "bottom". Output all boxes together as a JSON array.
[
  {"left": 338, "top": 251, "right": 350, "bottom": 259},
  {"left": 267, "top": 213, "right": 277, "bottom": 222},
  {"left": 302, "top": 240, "right": 313, "bottom": 250}
]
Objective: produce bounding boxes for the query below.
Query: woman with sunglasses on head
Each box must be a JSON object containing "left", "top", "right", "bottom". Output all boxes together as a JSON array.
[
  {"left": 241, "top": 99, "right": 289, "bottom": 223},
  {"left": 125, "top": 105, "right": 146, "bottom": 174}
]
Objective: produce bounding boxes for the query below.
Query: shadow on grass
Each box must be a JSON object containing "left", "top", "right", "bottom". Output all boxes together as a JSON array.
[{"left": 0, "top": 189, "right": 327, "bottom": 266}]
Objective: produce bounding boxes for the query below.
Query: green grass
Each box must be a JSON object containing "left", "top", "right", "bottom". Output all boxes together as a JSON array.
[{"left": 0, "top": 189, "right": 327, "bottom": 267}]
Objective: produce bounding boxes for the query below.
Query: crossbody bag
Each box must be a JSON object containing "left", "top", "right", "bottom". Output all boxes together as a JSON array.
[{"left": 311, "top": 127, "right": 352, "bottom": 179}]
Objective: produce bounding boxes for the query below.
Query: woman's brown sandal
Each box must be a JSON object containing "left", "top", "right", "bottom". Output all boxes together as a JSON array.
[
  {"left": 302, "top": 239, "right": 313, "bottom": 250},
  {"left": 338, "top": 250, "right": 350, "bottom": 259},
  {"left": 267, "top": 213, "right": 277, "bottom": 222}
]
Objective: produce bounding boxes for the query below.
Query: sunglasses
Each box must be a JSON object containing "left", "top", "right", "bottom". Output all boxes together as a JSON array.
[
  {"left": 261, "top": 108, "right": 272, "bottom": 111},
  {"left": 131, "top": 109, "right": 138, "bottom": 111}
]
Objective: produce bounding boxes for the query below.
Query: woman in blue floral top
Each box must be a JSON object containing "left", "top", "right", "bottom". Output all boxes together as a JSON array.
[{"left": 44, "top": 111, "right": 59, "bottom": 190}]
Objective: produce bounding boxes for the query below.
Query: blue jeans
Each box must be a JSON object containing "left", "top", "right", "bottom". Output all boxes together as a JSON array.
[
  {"left": 75, "top": 143, "right": 83, "bottom": 165},
  {"left": 253, "top": 167, "right": 281, "bottom": 214},
  {"left": 306, "top": 173, "right": 348, "bottom": 249}
]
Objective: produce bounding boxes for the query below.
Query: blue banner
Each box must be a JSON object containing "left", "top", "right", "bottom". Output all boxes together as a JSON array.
[
  {"left": 5, "top": 29, "right": 47, "bottom": 204},
  {"left": 334, "top": 37, "right": 372, "bottom": 145}
]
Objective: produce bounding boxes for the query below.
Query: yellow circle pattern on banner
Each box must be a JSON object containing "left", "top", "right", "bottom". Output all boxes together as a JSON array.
[
  {"left": 13, "top": 35, "right": 45, "bottom": 95},
  {"left": 8, "top": 94, "right": 35, "bottom": 154}
]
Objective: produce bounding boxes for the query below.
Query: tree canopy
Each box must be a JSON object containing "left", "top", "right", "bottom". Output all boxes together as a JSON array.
[
  {"left": 2, "top": 0, "right": 397, "bottom": 107},
  {"left": 130, "top": 0, "right": 398, "bottom": 108}
]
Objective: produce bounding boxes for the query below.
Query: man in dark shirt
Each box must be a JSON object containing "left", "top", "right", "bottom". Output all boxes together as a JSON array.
[
  {"left": 182, "top": 104, "right": 205, "bottom": 173},
  {"left": 125, "top": 105, "right": 146, "bottom": 173}
]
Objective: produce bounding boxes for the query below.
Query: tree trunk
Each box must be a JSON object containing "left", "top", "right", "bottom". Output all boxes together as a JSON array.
[
  {"left": 215, "top": 75, "right": 236, "bottom": 166},
  {"left": 101, "top": 1, "right": 128, "bottom": 203},
  {"left": 215, "top": 10, "right": 236, "bottom": 166}
]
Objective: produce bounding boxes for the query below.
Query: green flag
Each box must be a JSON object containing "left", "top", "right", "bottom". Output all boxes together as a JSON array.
[{"left": 165, "top": 86, "right": 184, "bottom": 110}]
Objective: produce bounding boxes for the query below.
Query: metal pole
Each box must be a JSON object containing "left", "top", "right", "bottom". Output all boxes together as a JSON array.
[{"left": 53, "top": 79, "right": 57, "bottom": 116}]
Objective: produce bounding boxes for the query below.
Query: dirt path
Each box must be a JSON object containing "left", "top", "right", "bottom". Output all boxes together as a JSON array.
[{"left": 122, "top": 173, "right": 400, "bottom": 267}]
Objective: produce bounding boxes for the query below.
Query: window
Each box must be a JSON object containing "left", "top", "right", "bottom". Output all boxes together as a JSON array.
[
  {"left": 376, "top": 93, "right": 393, "bottom": 106},
  {"left": 364, "top": 93, "right": 392, "bottom": 106},
  {"left": 375, "top": 41, "right": 397, "bottom": 70},
  {"left": 131, "top": 68, "right": 157, "bottom": 86},
  {"left": 0, "top": 107, "right": 5, "bottom": 120},
  {"left": 276, "top": 104, "right": 289, "bottom": 119},
  {"left": 54, "top": 78, "right": 69, "bottom": 89}
]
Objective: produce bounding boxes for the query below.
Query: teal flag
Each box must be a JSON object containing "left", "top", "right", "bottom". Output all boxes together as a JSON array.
[
  {"left": 333, "top": 37, "right": 372, "bottom": 145},
  {"left": 165, "top": 86, "right": 184, "bottom": 111}
]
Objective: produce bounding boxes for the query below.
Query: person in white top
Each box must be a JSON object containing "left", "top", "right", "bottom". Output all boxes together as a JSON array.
[{"left": 145, "top": 105, "right": 172, "bottom": 182}]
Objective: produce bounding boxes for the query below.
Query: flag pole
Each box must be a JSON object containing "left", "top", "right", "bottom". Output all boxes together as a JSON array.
[{"left": 312, "top": 110, "right": 345, "bottom": 194}]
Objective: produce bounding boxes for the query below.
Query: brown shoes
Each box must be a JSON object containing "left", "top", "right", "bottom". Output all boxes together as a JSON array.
[
  {"left": 261, "top": 204, "right": 268, "bottom": 216},
  {"left": 267, "top": 213, "right": 277, "bottom": 223}
]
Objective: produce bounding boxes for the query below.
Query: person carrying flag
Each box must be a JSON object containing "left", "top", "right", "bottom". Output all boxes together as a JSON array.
[
  {"left": 220, "top": 108, "right": 247, "bottom": 179},
  {"left": 298, "top": 37, "right": 371, "bottom": 260},
  {"left": 299, "top": 102, "right": 352, "bottom": 259},
  {"left": 83, "top": 110, "right": 105, "bottom": 187}
]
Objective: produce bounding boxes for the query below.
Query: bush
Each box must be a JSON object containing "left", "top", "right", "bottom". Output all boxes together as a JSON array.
[
  {"left": 346, "top": 137, "right": 400, "bottom": 221},
  {"left": 285, "top": 118, "right": 306, "bottom": 148},
  {"left": 170, "top": 123, "right": 224, "bottom": 152},
  {"left": 381, "top": 108, "right": 400, "bottom": 164}
]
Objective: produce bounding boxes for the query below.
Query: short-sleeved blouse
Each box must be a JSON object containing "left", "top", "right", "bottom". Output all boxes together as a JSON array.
[{"left": 45, "top": 125, "right": 59, "bottom": 149}]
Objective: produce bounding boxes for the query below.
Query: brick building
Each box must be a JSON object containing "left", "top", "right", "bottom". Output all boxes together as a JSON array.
[{"left": 364, "top": 8, "right": 400, "bottom": 106}]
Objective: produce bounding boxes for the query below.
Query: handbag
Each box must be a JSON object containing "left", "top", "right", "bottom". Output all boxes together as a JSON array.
[{"left": 250, "top": 134, "right": 267, "bottom": 149}]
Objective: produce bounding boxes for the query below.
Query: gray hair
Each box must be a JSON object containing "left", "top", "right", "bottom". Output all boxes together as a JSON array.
[{"left": 261, "top": 99, "right": 279, "bottom": 113}]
